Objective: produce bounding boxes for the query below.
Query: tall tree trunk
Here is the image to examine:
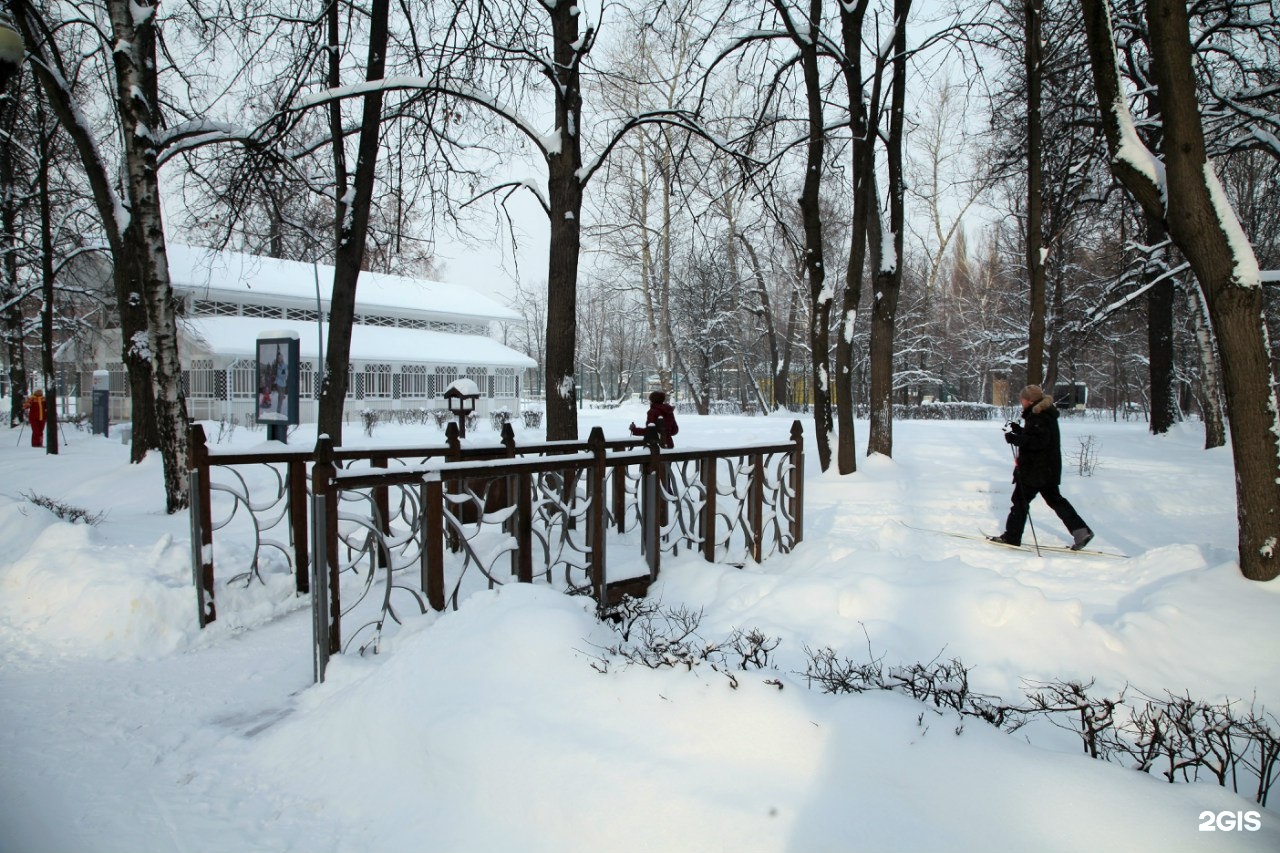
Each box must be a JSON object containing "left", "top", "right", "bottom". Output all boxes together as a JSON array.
[
  {"left": 1025, "top": 0, "right": 1047, "bottom": 387},
  {"left": 739, "top": 235, "right": 781, "bottom": 414},
  {"left": 37, "top": 103, "right": 58, "bottom": 453},
  {"left": 835, "top": 0, "right": 871, "bottom": 474},
  {"left": 14, "top": 0, "right": 159, "bottom": 462},
  {"left": 780, "top": 274, "right": 799, "bottom": 409},
  {"left": 1081, "top": 0, "right": 1280, "bottom": 581},
  {"left": 0, "top": 91, "right": 27, "bottom": 428},
  {"left": 866, "top": 0, "right": 911, "bottom": 458},
  {"left": 318, "top": 0, "right": 391, "bottom": 445},
  {"left": 1146, "top": 214, "right": 1180, "bottom": 434},
  {"left": 543, "top": 0, "right": 585, "bottom": 441},
  {"left": 107, "top": 0, "right": 188, "bottom": 511},
  {"left": 791, "top": 0, "right": 834, "bottom": 470},
  {"left": 1185, "top": 280, "right": 1226, "bottom": 448}
]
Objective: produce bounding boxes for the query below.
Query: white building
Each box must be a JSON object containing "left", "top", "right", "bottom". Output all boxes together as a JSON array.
[{"left": 80, "top": 245, "right": 536, "bottom": 424}]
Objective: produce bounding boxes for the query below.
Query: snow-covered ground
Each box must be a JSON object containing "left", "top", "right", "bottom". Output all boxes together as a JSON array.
[{"left": 1, "top": 405, "right": 1276, "bottom": 852}]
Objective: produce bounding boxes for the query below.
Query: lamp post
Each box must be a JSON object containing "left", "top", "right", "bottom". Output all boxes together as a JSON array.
[{"left": 0, "top": 12, "right": 24, "bottom": 92}]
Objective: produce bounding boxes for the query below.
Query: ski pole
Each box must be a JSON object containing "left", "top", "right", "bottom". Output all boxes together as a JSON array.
[
  {"left": 14, "top": 422, "right": 24, "bottom": 446},
  {"left": 1010, "top": 444, "right": 1042, "bottom": 557}
]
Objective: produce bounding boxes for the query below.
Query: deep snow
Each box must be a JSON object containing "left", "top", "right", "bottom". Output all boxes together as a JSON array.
[{"left": 1, "top": 406, "right": 1277, "bottom": 852}]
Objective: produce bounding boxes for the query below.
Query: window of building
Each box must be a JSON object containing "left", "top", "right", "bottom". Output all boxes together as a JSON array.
[
  {"left": 189, "top": 359, "right": 217, "bottom": 398},
  {"left": 434, "top": 365, "right": 457, "bottom": 396},
  {"left": 364, "top": 363, "right": 392, "bottom": 399},
  {"left": 494, "top": 367, "right": 517, "bottom": 398},
  {"left": 463, "top": 366, "right": 490, "bottom": 396},
  {"left": 401, "top": 365, "right": 429, "bottom": 399},
  {"left": 299, "top": 361, "right": 316, "bottom": 400}
]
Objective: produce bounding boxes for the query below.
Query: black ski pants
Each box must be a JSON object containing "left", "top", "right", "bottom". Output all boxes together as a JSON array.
[{"left": 1002, "top": 480, "right": 1087, "bottom": 545}]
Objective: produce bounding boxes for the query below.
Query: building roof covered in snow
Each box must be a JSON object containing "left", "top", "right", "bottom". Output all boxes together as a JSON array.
[
  {"left": 167, "top": 244, "right": 521, "bottom": 326},
  {"left": 180, "top": 316, "right": 535, "bottom": 368}
]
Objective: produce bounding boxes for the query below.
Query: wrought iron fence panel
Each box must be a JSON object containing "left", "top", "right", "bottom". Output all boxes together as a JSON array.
[
  {"left": 331, "top": 489, "right": 429, "bottom": 656},
  {"left": 762, "top": 448, "right": 800, "bottom": 557},
  {"left": 439, "top": 478, "right": 521, "bottom": 609},
  {"left": 655, "top": 458, "right": 707, "bottom": 556},
  {"left": 528, "top": 467, "right": 595, "bottom": 595},
  {"left": 206, "top": 462, "right": 294, "bottom": 585},
  {"left": 608, "top": 464, "right": 643, "bottom": 533}
]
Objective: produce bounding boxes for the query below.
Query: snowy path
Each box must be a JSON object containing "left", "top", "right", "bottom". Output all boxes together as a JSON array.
[{"left": 1, "top": 413, "right": 1277, "bottom": 852}]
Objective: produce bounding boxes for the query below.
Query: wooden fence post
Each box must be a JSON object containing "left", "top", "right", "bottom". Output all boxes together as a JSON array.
[
  {"left": 790, "top": 420, "right": 804, "bottom": 546},
  {"left": 187, "top": 423, "right": 216, "bottom": 626},
  {"left": 288, "top": 457, "right": 309, "bottom": 594},
  {"left": 642, "top": 433, "right": 662, "bottom": 579},
  {"left": 587, "top": 427, "right": 607, "bottom": 602},
  {"left": 516, "top": 470, "right": 533, "bottom": 583},
  {"left": 312, "top": 435, "right": 341, "bottom": 654},
  {"left": 422, "top": 472, "right": 445, "bottom": 611},
  {"left": 701, "top": 457, "right": 717, "bottom": 562},
  {"left": 612, "top": 459, "right": 626, "bottom": 533},
  {"left": 502, "top": 421, "right": 518, "bottom": 576},
  {"left": 749, "top": 452, "right": 764, "bottom": 563}
]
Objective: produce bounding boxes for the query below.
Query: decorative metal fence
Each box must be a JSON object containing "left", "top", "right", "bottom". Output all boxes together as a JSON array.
[{"left": 186, "top": 421, "right": 805, "bottom": 684}]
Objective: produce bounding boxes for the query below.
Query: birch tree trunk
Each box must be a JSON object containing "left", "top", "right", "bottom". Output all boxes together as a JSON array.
[
  {"left": 106, "top": 0, "right": 188, "bottom": 512},
  {"left": 1185, "top": 280, "right": 1227, "bottom": 449},
  {"left": 0, "top": 92, "right": 28, "bottom": 428},
  {"left": 1146, "top": 214, "right": 1181, "bottom": 435},
  {"left": 14, "top": 0, "right": 159, "bottom": 462}
]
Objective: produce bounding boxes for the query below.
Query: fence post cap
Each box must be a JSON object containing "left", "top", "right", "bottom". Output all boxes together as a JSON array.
[{"left": 187, "top": 423, "right": 208, "bottom": 468}]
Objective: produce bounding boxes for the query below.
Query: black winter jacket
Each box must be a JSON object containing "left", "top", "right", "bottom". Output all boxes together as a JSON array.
[{"left": 1008, "top": 397, "right": 1063, "bottom": 489}]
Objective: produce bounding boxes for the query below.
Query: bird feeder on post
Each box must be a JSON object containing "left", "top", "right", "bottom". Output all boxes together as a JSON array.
[{"left": 444, "top": 378, "right": 481, "bottom": 438}]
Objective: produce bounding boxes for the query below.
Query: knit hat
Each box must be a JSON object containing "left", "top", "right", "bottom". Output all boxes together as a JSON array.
[{"left": 1019, "top": 384, "right": 1044, "bottom": 402}]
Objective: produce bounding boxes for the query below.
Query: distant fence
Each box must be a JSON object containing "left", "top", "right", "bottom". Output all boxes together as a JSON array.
[{"left": 186, "top": 421, "right": 806, "bottom": 683}]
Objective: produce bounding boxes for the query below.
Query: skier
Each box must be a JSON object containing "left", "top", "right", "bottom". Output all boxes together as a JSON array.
[
  {"left": 630, "top": 390, "right": 678, "bottom": 449},
  {"left": 23, "top": 388, "right": 46, "bottom": 448},
  {"left": 989, "top": 384, "right": 1094, "bottom": 550}
]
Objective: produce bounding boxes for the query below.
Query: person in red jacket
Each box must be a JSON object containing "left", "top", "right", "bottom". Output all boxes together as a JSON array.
[
  {"left": 630, "top": 390, "right": 678, "bottom": 448},
  {"left": 23, "top": 389, "right": 46, "bottom": 448}
]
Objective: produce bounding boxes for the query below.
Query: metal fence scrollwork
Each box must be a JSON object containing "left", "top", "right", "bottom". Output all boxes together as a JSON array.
[{"left": 186, "top": 420, "right": 804, "bottom": 684}]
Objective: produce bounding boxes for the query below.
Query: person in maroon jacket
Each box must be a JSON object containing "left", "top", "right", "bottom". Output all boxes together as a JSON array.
[
  {"left": 630, "top": 390, "right": 678, "bottom": 448},
  {"left": 23, "top": 389, "right": 46, "bottom": 448}
]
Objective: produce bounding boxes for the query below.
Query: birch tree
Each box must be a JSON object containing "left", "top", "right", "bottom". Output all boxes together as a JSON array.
[{"left": 13, "top": 0, "right": 192, "bottom": 510}]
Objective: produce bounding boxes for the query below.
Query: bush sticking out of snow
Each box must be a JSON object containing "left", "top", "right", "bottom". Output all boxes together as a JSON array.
[{"left": 21, "top": 491, "right": 105, "bottom": 526}]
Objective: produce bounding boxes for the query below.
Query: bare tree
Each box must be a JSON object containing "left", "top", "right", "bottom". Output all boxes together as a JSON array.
[
  {"left": 865, "top": 0, "right": 913, "bottom": 458},
  {"left": 1080, "top": 0, "right": 1280, "bottom": 581},
  {"left": 14, "top": 0, "right": 193, "bottom": 510}
]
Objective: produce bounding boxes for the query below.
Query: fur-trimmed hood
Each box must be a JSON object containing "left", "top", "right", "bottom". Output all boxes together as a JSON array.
[{"left": 1028, "top": 396, "right": 1056, "bottom": 416}]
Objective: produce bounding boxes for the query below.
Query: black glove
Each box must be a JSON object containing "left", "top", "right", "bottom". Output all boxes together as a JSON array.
[
  {"left": 1004, "top": 431, "right": 1019, "bottom": 445},
  {"left": 1005, "top": 421, "right": 1022, "bottom": 435}
]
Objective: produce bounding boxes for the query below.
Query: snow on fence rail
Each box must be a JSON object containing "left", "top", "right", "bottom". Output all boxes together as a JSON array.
[{"left": 186, "top": 421, "right": 806, "bottom": 682}]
